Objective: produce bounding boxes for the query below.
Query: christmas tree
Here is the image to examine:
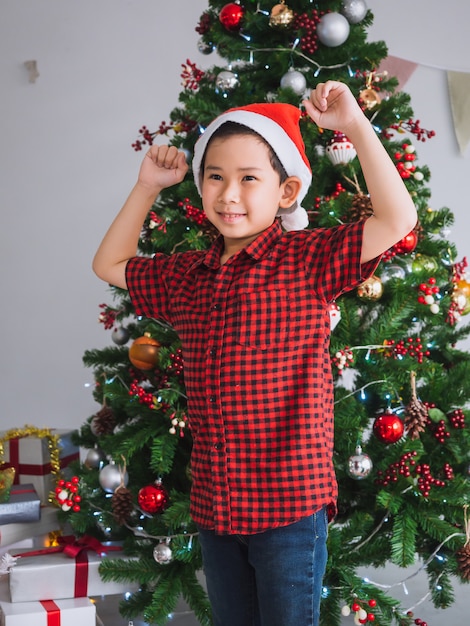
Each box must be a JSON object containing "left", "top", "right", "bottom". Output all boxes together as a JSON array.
[{"left": 60, "top": 1, "right": 470, "bottom": 624}]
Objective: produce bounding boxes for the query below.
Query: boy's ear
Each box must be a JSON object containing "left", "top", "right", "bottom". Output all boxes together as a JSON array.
[{"left": 279, "top": 176, "right": 302, "bottom": 208}]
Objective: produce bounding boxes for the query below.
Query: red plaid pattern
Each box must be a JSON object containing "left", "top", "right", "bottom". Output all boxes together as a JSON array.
[{"left": 126, "top": 221, "right": 379, "bottom": 534}]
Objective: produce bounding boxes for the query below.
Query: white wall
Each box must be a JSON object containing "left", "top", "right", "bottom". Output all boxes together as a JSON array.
[{"left": 1, "top": 0, "right": 469, "bottom": 431}]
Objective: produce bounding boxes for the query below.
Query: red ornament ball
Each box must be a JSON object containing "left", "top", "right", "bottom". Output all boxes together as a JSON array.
[
  {"left": 219, "top": 2, "right": 245, "bottom": 30},
  {"left": 138, "top": 483, "right": 169, "bottom": 514},
  {"left": 373, "top": 409, "right": 404, "bottom": 444},
  {"left": 128, "top": 333, "right": 160, "bottom": 370},
  {"left": 393, "top": 230, "right": 418, "bottom": 255}
]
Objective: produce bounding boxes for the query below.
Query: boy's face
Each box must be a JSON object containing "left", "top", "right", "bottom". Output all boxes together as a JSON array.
[{"left": 201, "top": 134, "right": 300, "bottom": 257}]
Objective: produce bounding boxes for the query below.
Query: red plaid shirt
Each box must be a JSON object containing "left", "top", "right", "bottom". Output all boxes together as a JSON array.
[{"left": 126, "top": 220, "right": 378, "bottom": 534}]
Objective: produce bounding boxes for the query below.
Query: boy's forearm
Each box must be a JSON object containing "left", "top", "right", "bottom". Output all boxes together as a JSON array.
[{"left": 92, "top": 182, "right": 162, "bottom": 288}]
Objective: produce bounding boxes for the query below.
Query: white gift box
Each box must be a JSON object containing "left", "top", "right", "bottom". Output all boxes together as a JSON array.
[
  {"left": 0, "top": 430, "right": 79, "bottom": 505},
  {"left": 0, "top": 580, "right": 95, "bottom": 626},
  {"left": 9, "top": 541, "right": 137, "bottom": 602}
]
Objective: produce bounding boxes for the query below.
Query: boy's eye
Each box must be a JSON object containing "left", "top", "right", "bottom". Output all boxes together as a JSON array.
[
  {"left": 243, "top": 175, "right": 256, "bottom": 181},
  {"left": 208, "top": 173, "right": 222, "bottom": 180}
]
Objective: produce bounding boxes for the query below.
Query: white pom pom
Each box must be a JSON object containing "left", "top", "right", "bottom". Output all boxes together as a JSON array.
[{"left": 281, "top": 206, "right": 309, "bottom": 231}]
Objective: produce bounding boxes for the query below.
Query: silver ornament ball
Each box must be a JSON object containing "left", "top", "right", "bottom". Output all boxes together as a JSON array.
[
  {"left": 84, "top": 446, "right": 106, "bottom": 469},
  {"left": 215, "top": 70, "right": 239, "bottom": 92},
  {"left": 317, "top": 12, "right": 350, "bottom": 47},
  {"left": 153, "top": 542, "right": 173, "bottom": 564},
  {"left": 111, "top": 326, "right": 130, "bottom": 345},
  {"left": 341, "top": 0, "right": 368, "bottom": 24},
  {"left": 381, "top": 264, "right": 407, "bottom": 282},
  {"left": 347, "top": 445, "right": 373, "bottom": 479},
  {"left": 280, "top": 68, "right": 307, "bottom": 96},
  {"left": 99, "top": 462, "right": 129, "bottom": 493},
  {"left": 198, "top": 39, "right": 215, "bottom": 55}
]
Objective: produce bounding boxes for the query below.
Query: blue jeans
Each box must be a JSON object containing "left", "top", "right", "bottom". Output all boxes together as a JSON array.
[{"left": 197, "top": 508, "right": 328, "bottom": 626}]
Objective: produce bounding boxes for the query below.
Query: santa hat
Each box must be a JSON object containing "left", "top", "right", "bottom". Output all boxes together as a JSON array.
[{"left": 192, "top": 102, "right": 312, "bottom": 231}]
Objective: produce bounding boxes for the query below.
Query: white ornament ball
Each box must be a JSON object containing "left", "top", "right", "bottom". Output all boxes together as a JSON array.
[
  {"left": 99, "top": 462, "right": 128, "bottom": 493},
  {"left": 430, "top": 303, "right": 440, "bottom": 314},
  {"left": 153, "top": 542, "right": 173, "bottom": 564},
  {"left": 317, "top": 12, "right": 350, "bottom": 47},
  {"left": 341, "top": 605, "right": 352, "bottom": 616},
  {"left": 280, "top": 68, "right": 307, "bottom": 95},
  {"left": 341, "top": 0, "right": 368, "bottom": 24},
  {"left": 215, "top": 70, "right": 239, "bottom": 92}
]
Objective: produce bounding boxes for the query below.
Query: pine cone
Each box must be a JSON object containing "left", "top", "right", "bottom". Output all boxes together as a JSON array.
[
  {"left": 457, "top": 544, "right": 470, "bottom": 580},
  {"left": 404, "top": 396, "right": 429, "bottom": 440},
  {"left": 91, "top": 406, "right": 116, "bottom": 436},
  {"left": 111, "top": 485, "right": 134, "bottom": 525},
  {"left": 348, "top": 193, "right": 374, "bottom": 222}
]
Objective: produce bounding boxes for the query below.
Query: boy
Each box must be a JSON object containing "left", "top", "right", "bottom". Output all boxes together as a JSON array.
[{"left": 93, "top": 81, "right": 417, "bottom": 626}]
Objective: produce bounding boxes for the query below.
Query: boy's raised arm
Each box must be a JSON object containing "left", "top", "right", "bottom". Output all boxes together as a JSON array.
[
  {"left": 303, "top": 81, "right": 417, "bottom": 263},
  {"left": 92, "top": 146, "right": 188, "bottom": 289}
]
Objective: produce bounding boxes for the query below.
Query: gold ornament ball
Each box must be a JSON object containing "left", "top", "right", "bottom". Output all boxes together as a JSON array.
[
  {"left": 129, "top": 333, "right": 161, "bottom": 370},
  {"left": 269, "top": 2, "right": 294, "bottom": 27},
  {"left": 357, "top": 275, "right": 383, "bottom": 300},
  {"left": 456, "top": 279, "right": 470, "bottom": 297}
]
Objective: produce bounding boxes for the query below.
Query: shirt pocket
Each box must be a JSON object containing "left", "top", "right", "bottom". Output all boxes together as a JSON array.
[{"left": 236, "top": 289, "right": 290, "bottom": 349}]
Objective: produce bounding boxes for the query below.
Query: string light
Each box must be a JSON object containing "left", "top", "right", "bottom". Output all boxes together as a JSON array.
[{"left": 242, "top": 45, "right": 351, "bottom": 75}]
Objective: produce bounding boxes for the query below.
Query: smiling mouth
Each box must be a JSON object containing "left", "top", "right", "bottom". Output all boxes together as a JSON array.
[{"left": 218, "top": 212, "right": 246, "bottom": 223}]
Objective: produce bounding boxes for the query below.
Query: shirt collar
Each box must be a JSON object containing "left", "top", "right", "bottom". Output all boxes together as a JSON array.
[{"left": 196, "top": 221, "right": 283, "bottom": 271}]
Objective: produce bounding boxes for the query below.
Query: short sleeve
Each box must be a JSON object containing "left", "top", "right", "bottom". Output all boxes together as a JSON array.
[
  {"left": 125, "top": 254, "right": 172, "bottom": 321},
  {"left": 304, "top": 220, "right": 381, "bottom": 303}
]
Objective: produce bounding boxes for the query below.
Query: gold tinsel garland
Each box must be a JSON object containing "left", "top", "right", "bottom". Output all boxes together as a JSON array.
[{"left": 0, "top": 424, "right": 62, "bottom": 479}]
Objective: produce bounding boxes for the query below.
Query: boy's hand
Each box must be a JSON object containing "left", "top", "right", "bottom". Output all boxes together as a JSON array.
[
  {"left": 303, "top": 81, "right": 364, "bottom": 136},
  {"left": 138, "top": 145, "right": 189, "bottom": 192}
]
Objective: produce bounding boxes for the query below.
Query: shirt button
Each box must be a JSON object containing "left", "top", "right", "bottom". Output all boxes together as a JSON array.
[
  {"left": 209, "top": 349, "right": 216, "bottom": 357},
  {"left": 209, "top": 395, "right": 216, "bottom": 403},
  {"left": 214, "top": 442, "right": 222, "bottom": 450},
  {"left": 212, "top": 303, "right": 221, "bottom": 311}
]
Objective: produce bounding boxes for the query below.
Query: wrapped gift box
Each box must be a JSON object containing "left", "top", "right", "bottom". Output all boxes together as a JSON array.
[
  {"left": 0, "top": 429, "right": 79, "bottom": 505},
  {"left": 0, "top": 506, "right": 62, "bottom": 550},
  {"left": 0, "top": 485, "right": 40, "bottom": 526},
  {"left": 0, "top": 594, "right": 95, "bottom": 626},
  {"left": 9, "top": 540, "right": 138, "bottom": 602}
]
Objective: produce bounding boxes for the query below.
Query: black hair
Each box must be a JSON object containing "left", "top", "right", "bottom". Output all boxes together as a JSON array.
[{"left": 199, "top": 121, "right": 288, "bottom": 183}]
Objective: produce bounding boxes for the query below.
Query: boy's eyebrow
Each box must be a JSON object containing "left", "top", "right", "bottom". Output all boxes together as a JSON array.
[{"left": 205, "top": 164, "right": 263, "bottom": 171}]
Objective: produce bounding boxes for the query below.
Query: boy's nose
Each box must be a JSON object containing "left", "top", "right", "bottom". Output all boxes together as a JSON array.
[{"left": 218, "top": 181, "right": 239, "bottom": 203}]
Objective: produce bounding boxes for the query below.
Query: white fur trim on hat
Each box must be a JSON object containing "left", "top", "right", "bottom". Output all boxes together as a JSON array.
[{"left": 192, "top": 108, "right": 312, "bottom": 231}]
